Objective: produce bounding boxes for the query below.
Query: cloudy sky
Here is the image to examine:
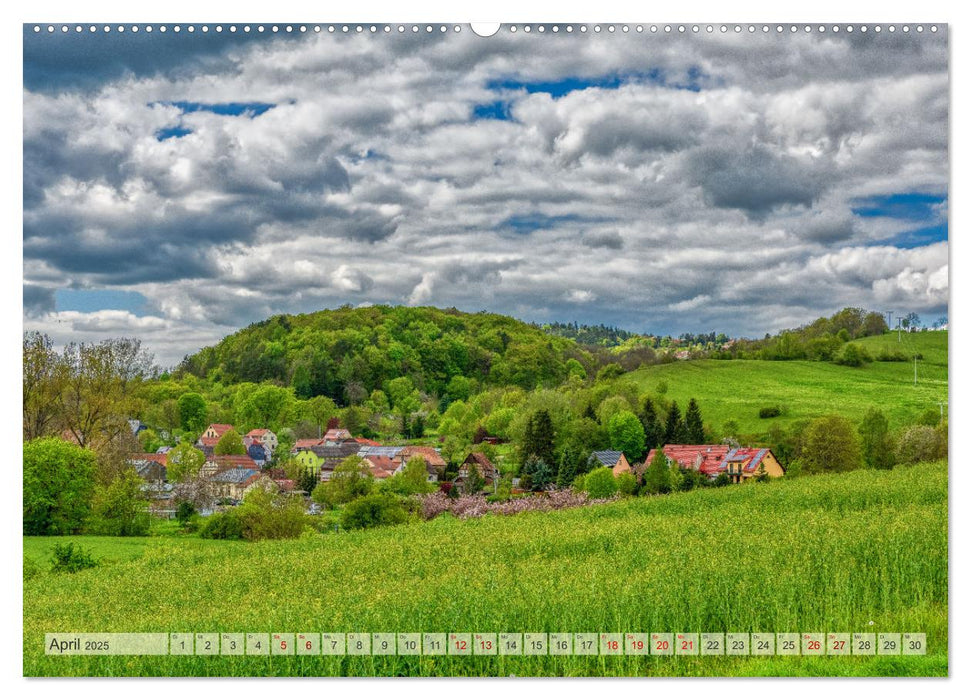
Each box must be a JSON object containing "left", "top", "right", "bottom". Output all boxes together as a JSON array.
[{"left": 23, "top": 24, "right": 948, "bottom": 366}]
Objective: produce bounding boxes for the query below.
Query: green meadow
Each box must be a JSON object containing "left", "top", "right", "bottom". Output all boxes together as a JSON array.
[
  {"left": 628, "top": 331, "right": 947, "bottom": 438},
  {"left": 24, "top": 461, "right": 947, "bottom": 677}
]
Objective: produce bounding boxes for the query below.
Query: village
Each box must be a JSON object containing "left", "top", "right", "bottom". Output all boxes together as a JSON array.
[{"left": 126, "top": 419, "right": 785, "bottom": 516}]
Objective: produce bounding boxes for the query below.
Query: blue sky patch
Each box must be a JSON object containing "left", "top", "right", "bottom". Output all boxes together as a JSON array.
[
  {"left": 882, "top": 223, "right": 948, "bottom": 249},
  {"left": 55, "top": 289, "right": 148, "bottom": 316},
  {"left": 156, "top": 126, "right": 192, "bottom": 141},
  {"left": 164, "top": 101, "right": 276, "bottom": 117},
  {"left": 853, "top": 192, "right": 948, "bottom": 248},
  {"left": 486, "top": 68, "right": 707, "bottom": 99},
  {"left": 472, "top": 101, "right": 513, "bottom": 121},
  {"left": 852, "top": 192, "right": 947, "bottom": 220}
]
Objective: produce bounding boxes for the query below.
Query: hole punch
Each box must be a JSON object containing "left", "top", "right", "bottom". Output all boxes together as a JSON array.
[{"left": 470, "top": 23, "right": 501, "bottom": 37}]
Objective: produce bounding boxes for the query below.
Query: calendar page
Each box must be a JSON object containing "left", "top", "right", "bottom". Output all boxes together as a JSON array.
[{"left": 22, "top": 20, "right": 948, "bottom": 679}]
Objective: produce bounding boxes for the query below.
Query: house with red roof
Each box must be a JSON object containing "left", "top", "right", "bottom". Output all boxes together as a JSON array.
[
  {"left": 323, "top": 428, "right": 353, "bottom": 443},
  {"left": 455, "top": 453, "right": 498, "bottom": 490},
  {"left": 395, "top": 446, "right": 446, "bottom": 481},
  {"left": 202, "top": 423, "right": 235, "bottom": 440},
  {"left": 361, "top": 454, "right": 396, "bottom": 480},
  {"left": 644, "top": 444, "right": 784, "bottom": 482},
  {"left": 244, "top": 428, "right": 278, "bottom": 453},
  {"left": 200, "top": 453, "right": 259, "bottom": 478}
]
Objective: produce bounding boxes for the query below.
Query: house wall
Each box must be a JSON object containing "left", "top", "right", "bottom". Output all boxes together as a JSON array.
[
  {"left": 294, "top": 450, "right": 323, "bottom": 471},
  {"left": 611, "top": 454, "right": 632, "bottom": 477}
]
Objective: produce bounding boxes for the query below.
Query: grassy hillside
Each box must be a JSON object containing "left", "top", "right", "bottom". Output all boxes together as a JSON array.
[
  {"left": 627, "top": 331, "right": 947, "bottom": 439},
  {"left": 24, "top": 462, "right": 947, "bottom": 677}
]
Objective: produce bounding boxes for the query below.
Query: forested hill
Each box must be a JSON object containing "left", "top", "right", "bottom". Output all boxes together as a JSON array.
[
  {"left": 178, "top": 306, "right": 591, "bottom": 403},
  {"left": 538, "top": 322, "right": 642, "bottom": 347}
]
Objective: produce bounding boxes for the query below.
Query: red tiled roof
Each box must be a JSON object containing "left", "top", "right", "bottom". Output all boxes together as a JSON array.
[
  {"left": 644, "top": 445, "right": 772, "bottom": 477},
  {"left": 198, "top": 436, "right": 220, "bottom": 447},
  {"left": 273, "top": 479, "right": 297, "bottom": 491},
  {"left": 293, "top": 438, "right": 325, "bottom": 450},
  {"left": 352, "top": 437, "right": 381, "bottom": 446},
  {"left": 207, "top": 424, "right": 235, "bottom": 436},
  {"left": 398, "top": 446, "right": 447, "bottom": 467},
  {"left": 324, "top": 428, "right": 352, "bottom": 441},
  {"left": 129, "top": 453, "right": 167, "bottom": 467},
  {"left": 363, "top": 455, "right": 396, "bottom": 473},
  {"left": 209, "top": 454, "right": 258, "bottom": 471},
  {"left": 246, "top": 428, "right": 269, "bottom": 437}
]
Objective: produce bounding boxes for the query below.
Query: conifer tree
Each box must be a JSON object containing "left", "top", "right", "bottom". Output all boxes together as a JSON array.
[
  {"left": 663, "top": 401, "right": 686, "bottom": 444},
  {"left": 685, "top": 398, "right": 705, "bottom": 444}
]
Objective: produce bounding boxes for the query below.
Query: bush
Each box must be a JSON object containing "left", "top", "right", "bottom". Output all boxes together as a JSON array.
[
  {"left": 615, "top": 472, "right": 638, "bottom": 496},
  {"left": 896, "top": 425, "right": 947, "bottom": 464},
  {"left": 87, "top": 470, "right": 151, "bottom": 536},
  {"left": 584, "top": 467, "right": 619, "bottom": 499},
  {"left": 834, "top": 343, "right": 873, "bottom": 367},
  {"left": 49, "top": 542, "right": 98, "bottom": 574},
  {"left": 341, "top": 494, "right": 409, "bottom": 530},
  {"left": 199, "top": 510, "right": 245, "bottom": 540},
  {"left": 712, "top": 473, "right": 732, "bottom": 487},
  {"left": 175, "top": 501, "right": 196, "bottom": 526},
  {"left": 23, "top": 438, "right": 97, "bottom": 536},
  {"left": 758, "top": 406, "right": 782, "bottom": 419},
  {"left": 236, "top": 488, "right": 310, "bottom": 541},
  {"left": 876, "top": 347, "right": 907, "bottom": 362}
]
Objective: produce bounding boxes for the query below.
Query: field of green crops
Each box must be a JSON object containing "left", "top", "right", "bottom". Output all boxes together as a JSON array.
[
  {"left": 23, "top": 461, "right": 948, "bottom": 677},
  {"left": 628, "top": 331, "right": 947, "bottom": 438}
]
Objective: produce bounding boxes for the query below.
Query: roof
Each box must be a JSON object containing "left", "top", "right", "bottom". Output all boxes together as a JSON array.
[
  {"left": 246, "top": 428, "right": 271, "bottom": 437},
  {"left": 207, "top": 423, "right": 235, "bottom": 436},
  {"left": 643, "top": 445, "right": 772, "bottom": 477},
  {"left": 358, "top": 445, "right": 405, "bottom": 458},
  {"left": 207, "top": 454, "right": 258, "bottom": 471},
  {"left": 293, "top": 438, "right": 325, "bottom": 451},
  {"left": 463, "top": 452, "right": 496, "bottom": 471},
  {"left": 128, "top": 453, "right": 167, "bottom": 467},
  {"left": 323, "top": 428, "right": 352, "bottom": 441},
  {"left": 590, "top": 450, "right": 625, "bottom": 467},
  {"left": 363, "top": 455, "right": 396, "bottom": 473},
  {"left": 352, "top": 437, "right": 381, "bottom": 446},
  {"left": 198, "top": 436, "right": 221, "bottom": 447},
  {"left": 310, "top": 443, "right": 362, "bottom": 459},
  {"left": 273, "top": 479, "right": 297, "bottom": 491},
  {"left": 210, "top": 468, "right": 260, "bottom": 484},
  {"left": 247, "top": 444, "right": 268, "bottom": 460},
  {"left": 398, "top": 446, "right": 447, "bottom": 467}
]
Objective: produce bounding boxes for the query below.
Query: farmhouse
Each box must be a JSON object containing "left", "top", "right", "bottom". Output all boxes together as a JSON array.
[
  {"left": 455, "top": 452, "right": 498, "bottom": 488},
  {"left": 645, "top": 444, "right": 784, "bottom": 481},
  {"left": 200, "top": 454, "right": 259, "bottom": 478},
  {"left": 323, "top": 428, "right": 353, "bottom": 443},
  {"left": 202, "top": 423, "right": 235, "bottom": 440},
  {"left": 395, "top": 446, "right": 446, "bottom": 481},
  {"left": 128, "top": 453, "right": 167, "bottom": 482},
  {"left": 209, "top": 468, "right": 274, "bottom": 501},
  {"left": 362, "top": 455, "right": 396, "bottom": 480},
  {"left": 589, "top": 450, "right": 632, "bottom": 477},
  {"left": 244, "top": 428, "right": 278, "bottom": 452}
]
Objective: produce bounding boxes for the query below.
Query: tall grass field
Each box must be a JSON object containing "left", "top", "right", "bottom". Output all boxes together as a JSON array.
[
  {"left": 628, "top": 331, "right": 947, "bottom": 438},
  {"left": 23, "top": 461, "right": 947, "bottom": 677}
]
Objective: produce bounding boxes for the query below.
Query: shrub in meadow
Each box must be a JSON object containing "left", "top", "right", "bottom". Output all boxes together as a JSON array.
[
  {"left": 49, "top": 542, "right": 98, "bottom": 574},
  {"left": 199, "top": 510, "right": 245, "bottom": 540},
  {"left": 341, "top": 494, "right": 409, "bottom": 530}
]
